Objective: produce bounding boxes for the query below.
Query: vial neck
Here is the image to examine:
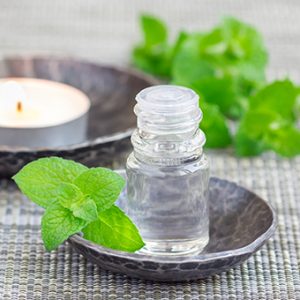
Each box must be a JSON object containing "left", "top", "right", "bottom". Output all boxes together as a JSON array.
[
  {"left": 134, "top": 150, "right": 204, "bottom": 167},
  {"left": 131, "top": 128, "right": 205, "bottom": 166}
]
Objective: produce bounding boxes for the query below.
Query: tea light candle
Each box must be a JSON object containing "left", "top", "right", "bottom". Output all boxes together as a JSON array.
[{"left": 0, "top": 78, "right": 91, "bottom": 148}]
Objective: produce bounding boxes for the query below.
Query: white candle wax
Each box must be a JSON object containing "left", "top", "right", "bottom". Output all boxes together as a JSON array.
[
  {"left": 0, "top": 78, "right": 90, "bottom": 127},
  {"left": 0, "top": 78, "right": 91, "bottom": 148}
]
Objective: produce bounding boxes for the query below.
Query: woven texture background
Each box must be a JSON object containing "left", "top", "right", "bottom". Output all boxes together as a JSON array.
[{"left": 0, "top": 0, "right": 300, "bottom": 299}]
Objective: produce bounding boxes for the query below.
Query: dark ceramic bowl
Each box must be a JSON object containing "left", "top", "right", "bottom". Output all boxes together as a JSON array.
[
  {"left": 69, "top": 175, "right": 277, "bottom": 282},
  {"left": 0, "top": 56, "right": 157, "bottom": 178}
]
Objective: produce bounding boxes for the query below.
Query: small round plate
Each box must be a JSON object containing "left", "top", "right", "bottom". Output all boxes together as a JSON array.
[{"left": 68, "top": 176, "right": 276, "bottom": 282}]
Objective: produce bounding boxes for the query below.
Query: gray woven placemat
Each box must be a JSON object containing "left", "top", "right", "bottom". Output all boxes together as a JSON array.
[
  {"left": 1, "top": 0, "right": 300, "bottom": 299},
  {"left": 0, "top": 153, "right": 299, "bottom": 299}
]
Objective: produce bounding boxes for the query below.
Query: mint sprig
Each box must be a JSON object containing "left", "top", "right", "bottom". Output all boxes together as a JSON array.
[
  {"left": 235, "top": 80, "right": 300, "bottom": 156},
  {"left": 13, "top": 157, "right": 145, "bottom": 252}
]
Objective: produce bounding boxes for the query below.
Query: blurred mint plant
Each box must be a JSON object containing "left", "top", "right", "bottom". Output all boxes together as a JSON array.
[{"left": 132, "top": 15, "right": 300, "bottom": 156}]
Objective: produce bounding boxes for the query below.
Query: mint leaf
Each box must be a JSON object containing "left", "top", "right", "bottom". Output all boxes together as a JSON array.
[
  {"left": 201, "top": 102, "right": 232, "bottom": 148},
  {"left": 57, "top": 183, "right": 83, "bottom": 207},
  {"left": 57, "top": 183, "right": 98, "bottom": 223},
  {"left": 265, "top": 125, "right": 300, "bottom": 157},
  {"left": 132, "top": 47, "right": 171, "bottom": 77},
  {"left": 234, "top": 130, "right": 266, "bottom": 156},
  {"left": 235, "top": 109, "right": 283, "bottom": 156},
  {"left": 249, "top": 80, "right": 299, "bottom": 121},
  {"left": 235, "top": 102, "right": 300, "bottom": 157},
  {"left": 71, "top": 198, "right": 98, "bottom": 223},
  {"left": 235, "top": 80, "right": 300, "bottom": 156},
  {"left": 74, "top": 168, "right": 125, "bottom": 212},
  {"left": 193, "top": 76, "right": 246, "bottom": 119},
  {"left": 41, "top": 202, "right": 87, "bottom": 251},
  {"left": 234, "top": 115, "right": 268, "bottom": 157},
  {"left": 83, "top": 205, "right": 144, "bottom": 252},
  {"left": 220, "top": 17, "right": 268, "bottom": 78},
  {"left": 141, "top": 15, "right": 167, "bottom": 48},
  {"left": 13, "top": 157, "right": 88, "bottom": 208},
  {"left": 132, "top": 15, "right": 171, "bottom": 77},
  {"left": 172, "top": 35, "right": 215, "bottom": 85}
]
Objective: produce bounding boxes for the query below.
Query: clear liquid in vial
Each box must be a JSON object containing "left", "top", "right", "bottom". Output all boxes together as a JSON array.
[{"left": 126, "top": 153, "right": 209, "bottom": 256}]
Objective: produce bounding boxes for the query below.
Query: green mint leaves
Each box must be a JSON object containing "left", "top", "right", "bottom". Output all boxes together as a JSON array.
[
  {"left": 57, "top": 183, "right": 98, "bottom": 223},
  {"left": 41, "top": 202, "right": 87, "bottom": 251},
  {"left": 83, "top": 205, "right": 144, "bottom": 252},
  {"left": 13, "top": 157, "right": 144, "bottom": 252},
  {"left": 12, "top": 157, "right": 88, "bottom": 208},
  {"left": 132, "top": 15, "right": 300, "bottom": 157},
  {"left": 235, "top": 80, "right": 300, "bottom": 157},
  {"left": 132, "top": 15, "right": 172, "bottom": 77},
  {"left": 74, "top": 168, "right": 125, "bottom": 212}
]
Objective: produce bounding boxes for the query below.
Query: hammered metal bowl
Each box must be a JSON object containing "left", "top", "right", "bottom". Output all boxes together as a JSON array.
[
  {"left": 0, "top": 56, "right": 157, "bottom": 178},
  {"left": 69, "top": 175, "right": 277, "bottom": 282}
]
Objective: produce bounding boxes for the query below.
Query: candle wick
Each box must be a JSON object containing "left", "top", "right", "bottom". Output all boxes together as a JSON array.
[{"left": 17, "top": 101, "right": 23, "bottom": 113}]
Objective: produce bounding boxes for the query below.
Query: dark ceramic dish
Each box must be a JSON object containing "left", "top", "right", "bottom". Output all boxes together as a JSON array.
[
  {"left": 69, "top": 174, "right": 276, "bottom": 282},
  {"left": 0, "top": 56, "right": 157, "bottom": 178}
]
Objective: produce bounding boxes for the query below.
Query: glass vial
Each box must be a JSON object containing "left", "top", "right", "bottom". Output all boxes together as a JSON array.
[{"left": 126, "top": 85, "right": 209, "bottom": 256}]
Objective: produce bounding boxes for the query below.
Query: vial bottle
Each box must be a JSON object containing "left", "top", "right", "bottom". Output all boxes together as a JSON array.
[{"left": 126, "top": 85, "right": 209, "bottom": 256}]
